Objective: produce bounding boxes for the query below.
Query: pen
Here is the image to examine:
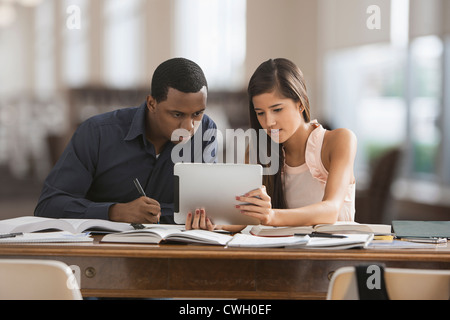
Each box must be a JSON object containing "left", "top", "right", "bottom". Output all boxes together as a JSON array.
[
  {"left": 399, "top": 237, "right": 447, "bottom": 244},
  {"left": 133, "top": 178, "right": 146, "bottom": 197},
  {"left": 133, "top": 178, "right": 159, "bottom": 224},
  {"left": 295, "top": 232, "right": 347, "bottom": 239},
  {"left": 0, "top": 232, "right": 23, "bottom": 239}
]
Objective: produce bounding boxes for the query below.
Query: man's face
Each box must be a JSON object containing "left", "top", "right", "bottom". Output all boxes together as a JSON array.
[{"left": 147, "top": 86, "right": 207, "bottom": 145}]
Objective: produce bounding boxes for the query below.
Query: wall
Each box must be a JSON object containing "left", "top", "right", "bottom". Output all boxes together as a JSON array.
[{"left": 246, "top": 0, "right": 320, "bottom": 118}]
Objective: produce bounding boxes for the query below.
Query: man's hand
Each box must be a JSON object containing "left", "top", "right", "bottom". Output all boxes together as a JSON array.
[{"left": 109, "top": 197, "right": 161, "bottom": 224}]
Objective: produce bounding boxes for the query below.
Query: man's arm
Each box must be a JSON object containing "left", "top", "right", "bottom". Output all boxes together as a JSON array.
[
  {"left": 35, "top": 119, "right": 162, "bottom": 224},
  {"left": 34, "top": 120, "right": 114, "bottom": 220}
]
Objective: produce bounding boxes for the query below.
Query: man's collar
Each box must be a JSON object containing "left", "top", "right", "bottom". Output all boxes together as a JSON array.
[{"left": 124, "top": 102, "right": 147, "bottom": 142}]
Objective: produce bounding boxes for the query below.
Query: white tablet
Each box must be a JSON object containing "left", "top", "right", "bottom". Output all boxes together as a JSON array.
[{"left": 174, "top": 163, "right": 263, "bottom": 225}]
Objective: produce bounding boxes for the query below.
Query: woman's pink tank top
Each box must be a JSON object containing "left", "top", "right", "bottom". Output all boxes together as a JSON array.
[{"left": 282, "top": 121, "right": 355, "bottom": 221}]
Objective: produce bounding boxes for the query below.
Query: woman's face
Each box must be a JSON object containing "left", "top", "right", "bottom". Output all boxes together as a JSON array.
[{"left": 252, "top": 90, "right": 303, "bottom": 144}]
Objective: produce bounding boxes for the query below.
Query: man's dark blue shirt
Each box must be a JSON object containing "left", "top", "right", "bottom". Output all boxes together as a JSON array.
[{"left": 34, "top": 103, "right": 217, "bottom": 224}]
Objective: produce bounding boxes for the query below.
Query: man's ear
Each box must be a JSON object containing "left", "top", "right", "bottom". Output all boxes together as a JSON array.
[{"left": 146, "top": 95, "right": 157, "bottom": 112}]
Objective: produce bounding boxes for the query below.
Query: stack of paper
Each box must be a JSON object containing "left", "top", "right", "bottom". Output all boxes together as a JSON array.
[
  {"left": 226, "top": 233, "right": 310, "bottom": 248},
  {"left": 0, "top": 231, "right": 93, "bottom": 243},
  {"left": 302, "top": 234, "right": 374, "bottom": 250}
]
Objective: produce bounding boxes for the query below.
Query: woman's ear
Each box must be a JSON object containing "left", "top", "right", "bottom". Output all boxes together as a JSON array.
[{"left": 298, "top": 102, "right": 304, "bottom": 114}]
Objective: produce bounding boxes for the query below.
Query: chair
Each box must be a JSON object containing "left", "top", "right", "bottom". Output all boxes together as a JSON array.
[
  {"left": 355, "top": 147, "right": 402, "bottom": 224},
  {"left": 0, "top": 259, "right": 82, "bottom": 300},
  {"left": 327, "top": 265, "right": 450, "bottom": 300}
]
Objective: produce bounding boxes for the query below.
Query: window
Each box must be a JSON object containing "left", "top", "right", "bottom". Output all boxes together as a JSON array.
[
  {"left": 442, "top": 36, "right": 450, "bottom": 185},
  {"left": 324, "top": 39, "right": 447, "bottom": 187},
  {"left": 323, "top": 0, "right": 450, "bottom": 187},
  {"left": 409, "top": 36, "right": 443, "bottom": 177},
  {"left": 62, "top": 0, "right": 89, "bottom": 87},
  {"left": 324, "top": 44, "right": 407, "bottom": 185},
  {"left": 103, "top": 0, "right": 144, "bottom": 88},
  {"left": 34, "top": 0, "right": 55, "bottom": 98},
  {"left": 174, "top": 0, "right": 247, "bottom": 90}
]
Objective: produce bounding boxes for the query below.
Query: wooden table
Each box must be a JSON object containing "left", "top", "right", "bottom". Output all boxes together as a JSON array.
[{"left": 1, "top": 237, "right": 449, "bottom": 299}]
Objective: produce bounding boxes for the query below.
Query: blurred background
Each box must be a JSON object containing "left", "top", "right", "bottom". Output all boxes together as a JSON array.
[{"left": 0, "top": 0, "right": 449, "bottom": 224}]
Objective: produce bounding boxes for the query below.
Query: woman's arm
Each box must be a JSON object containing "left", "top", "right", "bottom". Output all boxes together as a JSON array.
[{"left": 238, "top": 128, "right": 357, "bottom": 226}]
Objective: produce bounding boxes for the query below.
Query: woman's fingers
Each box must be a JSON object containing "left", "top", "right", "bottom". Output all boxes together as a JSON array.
[
  {"left": 236, "top": 186, "right": 274, "bottom": 225},
  {"left": 191, "top": 209, "right": 201, "bottom": 229},
  {"left": 236, "top": 186, "right": 272, "bottom": 209},
  {"left": 185, "top": 211, "right": 193, "bottom": 230},
  {"left": 238, "top": 186, "right": 271, "bottom": 201},
  {"left": 199, "top": 209, "right": 207, "bottom": 229},
  {"left": 236, "top": 196, "right": 269, "bottom": 208},
  {"left": 205, "top": 217, "right": 215, "bottom": 231},
  {"left": 186, "top": 208, "right": 215, "bottom": 231},
  {"left": 236, "top": 204, "right": 267, "bottom": 213}
]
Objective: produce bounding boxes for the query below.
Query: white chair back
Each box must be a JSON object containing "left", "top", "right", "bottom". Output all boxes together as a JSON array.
[{"left": 0, "top": 259, "right": 82, "bottom": 300}]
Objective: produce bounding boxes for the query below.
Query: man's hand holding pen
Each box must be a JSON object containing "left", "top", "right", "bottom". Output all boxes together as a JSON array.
[
  {"left": 109, "top": 197, "right": 161, "bottom": 224},
  {"left": 108, "top": 178, "right": 161, "bottom": 224}
]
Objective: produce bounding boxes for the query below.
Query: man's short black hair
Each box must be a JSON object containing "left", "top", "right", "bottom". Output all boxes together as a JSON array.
[{"left": 151, "top": 58, "right": 208, "bottom": 103}]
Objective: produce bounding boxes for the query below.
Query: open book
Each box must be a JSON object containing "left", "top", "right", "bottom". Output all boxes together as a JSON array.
[
  {"left": 100, "top": 226, "right": 371, "bottom": 249},
  {"left": 101, "top": 227, "right": 234, "bottom": 245},
  {"left": 0, "top": 216, "right": 133, "bottom": 234},
  {"left": 249, "top": 221, "right": 391, "bottom": 237},
  {"left": 101, "top": 227, "right": 312, "bottom": 247}
]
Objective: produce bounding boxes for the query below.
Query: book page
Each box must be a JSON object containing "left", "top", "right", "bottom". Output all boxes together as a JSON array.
[
  {"left": 63, "top": 219, "right": 133, "bottom": 233},
  {"left": 227, "top": 233, "right": 310, "bottom": 247},
  {"left": 0, "top": 216, "right": 72, "bottom": 233},
  {"left": 100, "top": 226, "right": 184, "bottom": 244},
  {"left": 305, "top": 234, "right": 373, "bottom": 248},
  {"left": 166, "top": 229, "right": 233, "bottom": 245},
  {"left": 117, "top": 227, "right": 182, "bottom": 238}
]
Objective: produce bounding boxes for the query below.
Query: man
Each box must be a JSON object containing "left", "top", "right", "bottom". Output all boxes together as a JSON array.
[{"left": 34, "top": 58, "right": 217, "bottom": 224}]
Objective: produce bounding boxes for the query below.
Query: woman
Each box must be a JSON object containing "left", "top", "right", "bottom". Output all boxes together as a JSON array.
[{"left": 187, "top": 58, "right": 356, "bottom": 230}]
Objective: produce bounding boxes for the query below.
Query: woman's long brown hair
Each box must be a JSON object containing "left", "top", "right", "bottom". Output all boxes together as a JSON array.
[{"left": 247, "top": 58, "right": 311, "bottom": 209}]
